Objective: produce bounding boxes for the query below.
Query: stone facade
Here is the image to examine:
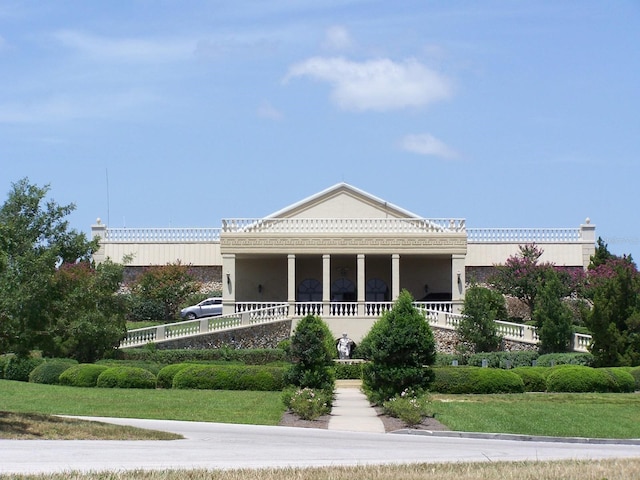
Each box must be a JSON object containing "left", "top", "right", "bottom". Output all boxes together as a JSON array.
[{"left": 153, "top": 319, "right": 292, "bottom": 350}]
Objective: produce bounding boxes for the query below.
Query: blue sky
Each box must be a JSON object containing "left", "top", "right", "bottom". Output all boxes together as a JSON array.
[{"left": 1, "top": 1, "right": 639, "bottom": 258}]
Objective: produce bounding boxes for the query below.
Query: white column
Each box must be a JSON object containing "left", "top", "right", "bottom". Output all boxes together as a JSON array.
[
  {"left": 580, "top": 218, "right": 596, "bottom": 270},
  {"left": 222, "top": 253, "right": 236, "bottom": 315},
  {"left": 287, "top": 254, "right": 296, "bottom": 306},
  {"left": 451, "top": 253, "right": 466, "bottom": 313},
  {"left": 357, "top": 254, "right": 365, "bottom": 316},
  {"left": 322, "top": 254, "right": 331, "bottom": 304},
  {"left": 391, "top": 254, "right": 400, "bottom": 300}
]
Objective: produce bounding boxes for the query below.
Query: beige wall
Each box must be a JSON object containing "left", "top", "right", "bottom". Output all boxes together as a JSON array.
[
  {"left": 466, "top": 242, "right": 589, "bottom": 267},
  {"left": 95, "top": 242, "right": 222, "bottom": 266}
]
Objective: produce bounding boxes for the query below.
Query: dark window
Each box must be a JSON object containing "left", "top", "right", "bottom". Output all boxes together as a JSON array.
[
  {"left": 366, "top": 278, "right": 389, "bottom": 301},
  {"left": 331, "top": 277, "right": 356, "bottom": 301},
  {"left": 297, "top": 278, "right": 322, "bottom": 302}
]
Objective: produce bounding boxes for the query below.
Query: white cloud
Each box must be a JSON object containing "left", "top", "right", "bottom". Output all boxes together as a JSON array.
[
  {"left": 399, "top": 133, "right": 458, "bottom": 159},
  {"left": 257, "top": 101, "right": 284, "bottom": 120},
  {"left": 322, "top": 26, "right": 353, "bottom": 51},
  {"left": 53, "top": 30, "right": 194, "bottom": 63},
  {"left": 284, "top": 57, "right": 452, "bottom": 111}
]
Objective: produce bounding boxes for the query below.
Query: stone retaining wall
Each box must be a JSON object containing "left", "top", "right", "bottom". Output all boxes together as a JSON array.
[
  {"left": 432, "top": 327, "right": 537, "bottom": 355},
  {"left": 154, "top": 320, "right": 292, "bottom": 350}
]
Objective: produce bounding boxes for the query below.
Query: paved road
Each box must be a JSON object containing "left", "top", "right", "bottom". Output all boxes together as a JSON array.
[{"left": 1, "top": 417, "right": 640, "bottom": 475}]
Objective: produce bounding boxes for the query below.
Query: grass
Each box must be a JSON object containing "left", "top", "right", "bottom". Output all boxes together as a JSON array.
[
  {"left": 431, "top": 392, "right": 640, "bottom": 438},
  {"left": 2, "top": 459, "right": 640, "bottom": 480},
  {"left": 0, "top": 380, "right": 285, "bottom": 425},
  {"left": 0, "top": 412, "right": 181, "bottom": 440}
]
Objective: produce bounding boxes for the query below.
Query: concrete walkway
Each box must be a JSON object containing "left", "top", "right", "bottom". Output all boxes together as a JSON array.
[{"left": 328, "top": 379, "right": 385, "bottom": 433}]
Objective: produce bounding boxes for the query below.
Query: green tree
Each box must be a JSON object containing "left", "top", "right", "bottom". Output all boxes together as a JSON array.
[
  {"left": 46, "top": 260, "right": 126, "bottom": 362},
  {"left": 0, "top": 179, "right": 99, "bottom": 357},
  {"left": 130, "top": 262, "right": 201, "bottom": 321},
  {"left": 285, "top": 314, "right": 335, "bottom": 390},
  {"left": 586, "top": 255, "right": 640, "bottom": 366},
  {"left": 533, "top": 270, "right": 574, "bottom": 354},
  {"left": 361, "top": 290, "right": 436, "bottom": 402},
  {"left": 458, "top": 285, "right": 505, "bottom": 354}
]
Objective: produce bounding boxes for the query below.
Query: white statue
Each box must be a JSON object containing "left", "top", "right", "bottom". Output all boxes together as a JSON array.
[{"left": 337, "top": 332, "right": 354, "bottom": 359}]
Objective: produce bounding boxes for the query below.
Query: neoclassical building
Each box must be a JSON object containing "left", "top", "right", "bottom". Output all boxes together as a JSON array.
[{"left": 93, "top": 183, "right": 595, "bottom": 341}]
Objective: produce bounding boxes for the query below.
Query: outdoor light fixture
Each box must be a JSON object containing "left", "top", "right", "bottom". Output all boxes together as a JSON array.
[
  {"left": 226, "top": 273, "right": 231, "bottom": 286},
  {"left": 457, "top": 271, "right": 462, "bottom": 283},
  {"left": 258, "top": 284, "right": 263, "bottom": 293}
]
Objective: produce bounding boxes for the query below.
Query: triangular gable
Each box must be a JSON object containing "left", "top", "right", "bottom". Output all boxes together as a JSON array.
[{"left": 265, "top": 183, "right": 420, "bottom": 219}]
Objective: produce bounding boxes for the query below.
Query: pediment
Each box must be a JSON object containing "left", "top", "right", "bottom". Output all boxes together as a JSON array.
[{"left": 266, "top": 183, "right": 420, "bottom": 220}]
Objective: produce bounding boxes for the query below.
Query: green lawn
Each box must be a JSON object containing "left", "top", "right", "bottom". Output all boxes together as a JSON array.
[
  {"left": 0, "top": 380, "right": 285, "bottom": 425},
  {"left": 431, "top": 392, "right": 640, "bottom": 439}
]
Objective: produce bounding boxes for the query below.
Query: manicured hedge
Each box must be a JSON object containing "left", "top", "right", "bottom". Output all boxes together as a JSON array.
[
  {"left": 59, "top": 364, "right": 109, "bottom": 387},
  {"left": 172, "top": 364, "right": 286, "bottom": 391},
  {"left": 536, "top": 353, "right": 594, "bottom": 367},
  {"left": 629, "top": 366, "right": 640, "bottom": 391},
  {"left": 3, "top": 356, "right": 45, "bottom": 382},
  {"left": 96, "top": 367, "right": 157, "bottom": 389},
  {"left": 430, "top": 366, "right": 525, "bottom": 394},
  {"left": 546, "top": 365, "right": 619, "bottom": 393},
  {"left": 511, "top": 367, "right": 548, "bottom": 392},
  {"left": 333, "top": 361, "right": 364, "bottom": 379},
  {"left": 28, "top": 359, "right": 78, "bottom": 385},
  {"left": 601, "top": 368, "right": 635, "bottom": 393},
  {"left": 467, "top": 351, "right": 539, "bottom": 369},
  {"left": 97, "top": 359, "right": 165, "bottom": 375},
  {"left": 433, "top": 353, "right": 467, "bottom": 367},
  {"left": 157, "top": 363, "right": 194, "bottom": 389},
  {"left": 121, "top": 348, "right": 288, "bottom": 365}
]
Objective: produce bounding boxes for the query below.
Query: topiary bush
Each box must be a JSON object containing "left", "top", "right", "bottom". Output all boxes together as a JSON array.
[
  {"left": 430, "top": 367, "right": 525, "bottom": 394},
  {"left": 536, "top": 353, "right": 594, "bottom": 367},
  {"left": 601, "top": 368, "right": 635, "bottom": 393},
  {"left": 157, "top": 363, "right": 194, "bottom": 389},
  {"left": 96, "top": 366, "right": 157, "bottom": 388},
  {"left": 59, "top": 364, "right": 109, "bottom": 387},
  {"left": 285, "top": 315, "right": 335, "bottom": 391},
  {"left": 546, "top": 366, "right": 611, "bottom": 392},
  {"left": 28, "top": 359, "right": 78, "bottom": 385},
  {"left": 172, "top": 364, "right": 286, "bottom": 391},
  {"left": 629, "top": 366, "right": 640, "bottom": 391},
  {"left": 361, "top": 290, "right": 436, "bottom": 403},
  {"left": 4, "top": 356, "right": 44, "bottom": 382},
  {"left": 511, "top": 367, "right": 548, "bottom": 392},
  {"left": 96, "top": 359, "right": 165, "bottom": 375},
  {"left": 120, "top": 348, "right": 288, "bottom": 365}
]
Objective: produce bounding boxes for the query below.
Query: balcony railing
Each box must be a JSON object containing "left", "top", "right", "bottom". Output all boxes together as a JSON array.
[
  {"left": 102, "top": 227, "right": 221, "bottom": 242},
  {"left": 467, "top": 228, "right": 581, "bottom": 243},
  {"left": 221, "top": 218, "right": 466, "bottom": 234}
]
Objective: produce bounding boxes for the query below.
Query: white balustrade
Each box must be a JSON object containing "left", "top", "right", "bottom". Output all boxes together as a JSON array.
[
  {"left": 295, "top": 302, "right": 324, "bottom": 316},
  {"left": 222, "top": 218, "right": 466, "bottom": 234},
  {"left": 467, "top": 228, "right": 580, "bottom": 243},
  {"left": 365, "top": 302, "right": 393, "bottom": 317},
  {"left": 329, "top": 302, "right": 358, "bottom": 316},
  {"left": 121, "top": 301, "right": 592, "bottom": 353},
  {"left": 104, "top": 227, "right": 221, "bottom": 242}
]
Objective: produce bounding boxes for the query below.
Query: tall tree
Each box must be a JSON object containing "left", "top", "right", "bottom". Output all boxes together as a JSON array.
[
  {"left": 130, "top": 262, "right": 201, "bottom": 321},
  {"left": 533, "top": 270, "right": 574, "bottom": 354},
  {"left": 586, "top": 255, "right": 640, "bottom": 366},
  {"left": 458, "top": 285, "right": 505, "bottom": 354},
  {"left": 0, "top": 178, "right": 110, "bottom": 357}
]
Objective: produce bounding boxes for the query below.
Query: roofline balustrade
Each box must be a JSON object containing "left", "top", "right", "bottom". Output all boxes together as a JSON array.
[
  {"left": 221, "top": 218, "right": 467, "bottom": 234},
  {"left": 467, "top": 227, "right": 582, "bottom": 243}
]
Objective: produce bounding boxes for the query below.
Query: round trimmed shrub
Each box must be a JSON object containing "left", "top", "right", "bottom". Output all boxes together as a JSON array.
[
  {"left": 157, "top": 363, "right": 193, "bottom": 389},
  {"left": 59, "top": 364, "right": 109, "bottom": 387},
  {"left": 546, "top": 366, "right": 610, "bottom": 392},
  {"left": 511, "top": 367, "right": 548, "bottom": 392},
  {"left": 173, "top": 364, "right": 286, "bottom": 391},
  {"left": 430, "top": 367, "right": 525, "bottom": 394},
  {"left": 4, "top": 356, "right": 44, "bottom": 382},
  {"left": 29, "top": 359, "right": 78, "bottom": 385},
  {"left": 601, "top": 368, "right": 635, "bottom": 393},
  {"left": 629, "top": 366, "right": 640, "bottom": 391},
  {"left": 97, "top": 367, "right": 157, "bottom": 389}
]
